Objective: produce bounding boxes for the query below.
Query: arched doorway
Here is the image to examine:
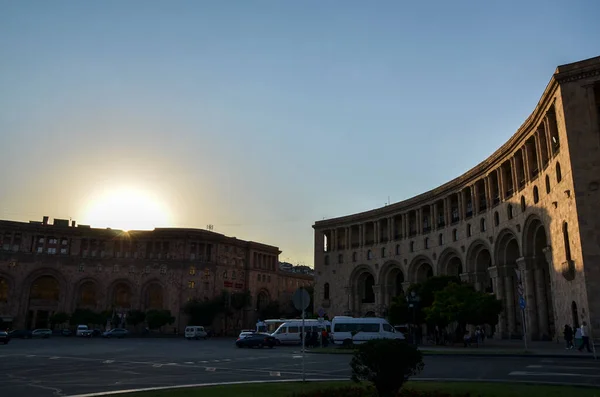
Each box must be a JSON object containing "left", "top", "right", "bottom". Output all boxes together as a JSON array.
[
  {"left": 379, "top": 262, "right": 405, "bottom": 307},
  {"left": 495, "top": 229, "right": 522, "bottom": 338},
  {"left": 113, "top": 282, "right": 132, "bottom": 309},
  {"left": 77, "top": 281, "right": 98, "bottom": 308},
  {"left": 145, "top": 283, "right": 164, "bottom": 310},
  {"left": 349, "top": 266, "right": 377, "bottom": 316},
  {"left": 256, "top": 290, "right": 269, "bottom": 311},
  {"left": 523, "top": 216, "right": 555, "bottom": 340},
  {"left": 409, "top": 256, "right": 434, "bottom": 283},
  {"left": 438, "top": 249, "right": 463, "bottom": 278},
  {"left": 466, "top": 240, "right": 493, "bottom": 292},
  {"left": 28, "top": 275, "right": 61, "bottom": 329}
]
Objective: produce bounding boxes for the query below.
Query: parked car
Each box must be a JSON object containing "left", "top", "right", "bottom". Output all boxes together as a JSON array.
[
  {"left": 76, "top": 325, "right": 89, "bottom": 336},
  {"left": 8, "top": 329, "right": 32, "bottom": 339},
  {"left": 185, "top": 326, "right": 208, "bottom": 340},
  {"left": 31, "top": 329, "right": 52, "bottom": 338},
  {"left": 102, "top": 328, "right": 128, "bottom": 338},
  {"left": 235, "top": 333, "right": 277, "bottom": 348},
  {"left": 0, "top": 331, "right": 10, "bottom": 344}
]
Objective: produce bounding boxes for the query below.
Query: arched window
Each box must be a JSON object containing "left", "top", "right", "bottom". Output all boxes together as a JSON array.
[
  {"left": 480, "top": 218, "right": 486, "bottom": 232},
  {"left": 438, "top": 233, "right": 444, "bottom": 245},
  {"left": 556, "top": 162, "right": 562, "bottom": 182},
  {"left": 338, "top": 254, "right": 343, "bottom": 264},
  {"left": 545, "top": 175, "right": 551, "bottom": 193},
  {"left": 257, "top": 274, "right": 261, "bottom": 282},
  {"left": 395, "top": 245, "right": 400, "bottom": 255},
  {"left": 367, "top": 250, "right": 373, "bottom": 260},
  {"left": 381, "top": 247, "right": 386, "bottom": 258},
  {"left": 494, "top": 211, "right": 499, "bottom": 226},
  {"left": 466, "top": 224, "right": 472, "bottom": 237},
  {"left": 352, "top": 252, "right": 357, "bottom": 262},
  {"left": 507, "top": 204, "right": 514, "bottom": 219},
  {"left": 452, "top": 229, "right": 458, "bottom": 241},
  {"left": 223, "top": 270, "right": 228, "bottom": 279},
  {"left": 409, "top": 241, "right": 414, "bottom": 252},
  {"left": 533, "top": 186, "right": 539, "bottom": 204},
  {"left": 324, "top": 283, "right": 330, "bottom": 300},
  {"left": 324, "top": 256, "right": 329, "bottom": 266},
  {"left": 520, "top": 196, "right": 526, "bottom": 212},
  {"left": 563, "top": 221, "right": 572, "bottom": 262}
]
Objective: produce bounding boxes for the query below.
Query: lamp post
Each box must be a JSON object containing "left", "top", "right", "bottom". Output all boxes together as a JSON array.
[{"left": 406, "top": 290, "right": 420, "bottom": 345}]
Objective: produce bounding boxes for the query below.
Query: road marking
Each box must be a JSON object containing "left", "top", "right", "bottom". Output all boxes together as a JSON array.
[
  {"left": 206, "top": 367, "right": 216, "bottom": 372},
  {"left": 166, "top": 363, "right": 178, "bottom": 366},
  {"left": 270, "top": 371, "right": 281, "bottom": 377},
  {"left": 103, "top": 360, "right": 115, "bottom": 364},
  {"left": 152, "top": 364, "right": 163, "bottom": 368},
  {"left": 293, "top": 355, "right": 302, "bottom": 359},
  {"left": 184, "top": 362, "right": 194, "bottom": 364},
  {"left": 26, "top": 355, "right": 36, "bottom": 358},
  {"left": 509, "top": 371, "right": 600, "bottom": 377},
  {"left": 213, "top": 360, "right": 220, "bottom": 362},
  {"left": 200, "top": 361, "right": 208, "bottom": 363},
  {"left": 49, "top": 356, "right": 60, "bottom": 360},
  {"left": 222, "top": 359, "right": 231, "bottom": 361},
  {"left": 527, "top": 364, "right": 600, "bottom": 371}
]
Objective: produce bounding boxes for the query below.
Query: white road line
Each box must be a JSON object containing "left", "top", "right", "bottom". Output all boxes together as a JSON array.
[
  {"left": 200, "top": 360, "right": 208, "bottom": 363},
  {"left": 102, "top": 360, "right": 115, "bottom": 364},
  {"left": 213, "top": 360, "right": 220, "bottom": 362},
  {"left": 26, "top": 355, "right": 36, "bottom": 358},
  {"left": 49, "top": 356, "right": 60, "bottom": 360},
  {"left": 184, "top": 362, "right": 194, "bottom": 364},
  {"left": 293, "top": 356, "right": 302, "bottom": 359},
  {"left": 166, "top": 363, "right": 178, "bottom": 366},
  {"left": 270, "top": 371, "right": 281, "bottom": 377},
  {"left": 222, "top": 359, "right": 231, "bottom": 361},
  {"left": 509, "top": 371, "right": 600, "bottom": 377},
  {"left": 527, "top": 364, "right": 600, "bottom": 371},
  {"left": 152, "top": 364, "right": 162, "bottom": 368},
  {"left": 206, "top": 367, "right": 216, "bottom": 372}
]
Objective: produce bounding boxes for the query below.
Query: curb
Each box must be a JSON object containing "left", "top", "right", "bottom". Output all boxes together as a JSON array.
[
  {"left": 64, "top": 377, "right": 600, "bottom": 397},
  {"left": 301, "top": 350, "right": 599, "bottom": 360}
]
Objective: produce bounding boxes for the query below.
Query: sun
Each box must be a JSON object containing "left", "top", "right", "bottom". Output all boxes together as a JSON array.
[{"left": 81, "top": 187, "right": 172, "bottom": 231}]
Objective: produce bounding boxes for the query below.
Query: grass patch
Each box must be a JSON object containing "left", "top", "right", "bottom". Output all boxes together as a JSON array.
[{"left": 121, "top": 381, "right": 600, "bottom": 397}]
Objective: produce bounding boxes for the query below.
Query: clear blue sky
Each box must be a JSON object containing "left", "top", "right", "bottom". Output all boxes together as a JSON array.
[{"left": 1, "top": 0, "right": 598, "bottom": 266}]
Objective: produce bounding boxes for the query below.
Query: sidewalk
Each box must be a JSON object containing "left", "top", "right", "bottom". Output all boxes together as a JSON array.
[{"left": 420, "top": 339, "right": 598, "bottom": 359}]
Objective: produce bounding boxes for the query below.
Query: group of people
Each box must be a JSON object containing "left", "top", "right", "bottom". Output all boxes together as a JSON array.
[
  {"left": 301, "top": 328, "right": 330, "bottom": 348},
  {"left": 563, "top": 321, "right": 592, "bottom": 352}
]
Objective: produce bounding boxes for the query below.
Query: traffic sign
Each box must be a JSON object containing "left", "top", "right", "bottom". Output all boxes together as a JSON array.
[
  {"left": 292, "top": 288, "right": 310, "bottom": 311},
  {"left": 519, "top": 296, "right": 526, "bottom": 310},
  {"left": 317, "top": 307, "right": 325, "bottom": 317}
]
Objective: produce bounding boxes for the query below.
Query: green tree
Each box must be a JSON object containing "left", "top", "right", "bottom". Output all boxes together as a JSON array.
[
  {"left": 350, "top": 339, "right": 424, "bottom": 397},
  {"left": 184, "top": 298, "right": 222, "bottom": 327},
  {"left": 127, "top": 310, "right": 146, "bottom": 330},
  {"left": 387, "top": 296, "right": 409, "bottom": 325},
  {"left": 230, "top": 290, "right": 252, "bottom": 329},
  {"left": 49, "top": 312, "right": 70, "bottom": 329},
  {"left": 259, "top": 300, "right": 282, "bottom": 320},
  {"left": 407, "top": 276, "right": 460, "bottom": 324},
  {"left": 146, "top": 310, "right": 175, "bottom": 330},
  {"left": 425, "top": 282, "right": 503, "bottom": 334}
]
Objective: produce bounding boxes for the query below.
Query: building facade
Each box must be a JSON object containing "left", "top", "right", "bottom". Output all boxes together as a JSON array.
[
  {"left": 0, "top": 216, "right": 309, "bottom": 332},
  {"left": 313, "top": 55, "right": 600, "bottom": 341}
]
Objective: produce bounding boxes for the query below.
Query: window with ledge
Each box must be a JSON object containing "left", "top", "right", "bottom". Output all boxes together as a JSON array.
[
  {"left": 424, "top": 238, "right": 429, "bottom": 249},
  {"left": 533, "top": 186, "right": 539, "bottom": 204},
  {"left": 438, "top": 233, "right": 444, "bottom": 245},
  {"left": 189, "top": 266, "right": 196, "bottom": 276},
  {"left": 480, "top": 218, "right": 486, "bottom": 232},
  {"left": 352, "top": 252, "right": 357, "bottom": 262},
  {"left": 452, "top": 229, "right": 458, "bottom": 241},
  {"left": 324, "top": 283, "right": 330, "bottom": 300},
  {"left": 556, "top": 162, "right": 562, "bottom": 183},
  {"left": 395, "top": 245, "right": 400, "bottom": 255},
  {"left": 507, "top": 204, "right": 513, "bottom": 220},
  {"left": 545, "top": 175, "right": 551, "bottom": 193},
  {"left": 367, "top": 250, "right": 373, "bottom": 260},
  {"left": 409, "top": 241, "right": 414, "bottom": 252},
  {"left": 563, "top": 222, "right": 572, "bottom": 262},
  {"left": 338, "top": 254, "right": 343, "bottom": 264},
  {"left": 451, "top": 206, "right": 459, "bottom": 223},
  {"left": 188, "top": 281, "right": 195, "bottom": 289},
  {"left": 381, "top": 247, "right": 386, "bottom": 258},
  {"left": 466, "top": 224, "right": 472, "bottom": 237},
  {"left": 520, "top": 196, "right": 526, "bottom": 212},
  {"left": 494, "top": 212, "right": 499, "bottom": 226}
]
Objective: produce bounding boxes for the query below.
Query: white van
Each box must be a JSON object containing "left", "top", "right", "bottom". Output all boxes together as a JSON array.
[
  {"left": 271, "top": 319, "right": 331, "bottom": 345},
  {"left": 331, "top": 316, "right": 404, "bottom": 346},
  {"left": 76, "top": 325, "right": 89, "bottom": 337},
  {"left": 185, "top": 326, "right": 207, "bottom": 340}
]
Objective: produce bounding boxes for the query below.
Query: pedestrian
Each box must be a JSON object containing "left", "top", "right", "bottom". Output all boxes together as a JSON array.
[
  {"left": 578, "top": 321, "right": 592, "bottom": 353},
  {"left": 563, "top": 324, "right": 574, "bottom": 349},
  {"left": 463, "top": 330, "right": 471, "bottom": 347}
]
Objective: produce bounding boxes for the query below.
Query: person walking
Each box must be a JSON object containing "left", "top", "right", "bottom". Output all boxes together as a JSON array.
[
  {"left": 578, "top": 321, "right": 592, "bottom": 353},
  {"left": 564, "top": 324, "right": 574, "bottom": 349}
]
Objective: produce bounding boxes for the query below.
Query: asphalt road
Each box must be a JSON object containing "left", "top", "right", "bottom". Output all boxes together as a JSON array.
[{"left": 1, "top": 337, "right": 600, "bottom": 397}]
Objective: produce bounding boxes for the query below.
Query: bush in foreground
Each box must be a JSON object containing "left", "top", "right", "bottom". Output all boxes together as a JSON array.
[
  {"left": 350, "top": 339, "right": 424, "bottom": 397},
  {"left": 289, "top": 385, "right": 473, "bottom": 397}
]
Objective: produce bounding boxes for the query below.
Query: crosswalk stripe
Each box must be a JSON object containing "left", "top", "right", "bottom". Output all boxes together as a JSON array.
[
  {"left": 527, "top": 364, "right": 600, "bottom": 371},
  {"left": 510, "top": 371, "right": 600, "bottom": 377}
]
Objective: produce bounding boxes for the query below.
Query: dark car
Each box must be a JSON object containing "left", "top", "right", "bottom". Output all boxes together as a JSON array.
[
  {"left": 235, "top": 333, "right": 276, "bottom": 348},
  {"left": 8, "top": 329, "right": 32, "bottom": 339},
  {"left": 102, "top": 328, "right": 128, "bottom": 338},
  {"left": 0, "top": 331, "right": 10, "bottom": 344}
]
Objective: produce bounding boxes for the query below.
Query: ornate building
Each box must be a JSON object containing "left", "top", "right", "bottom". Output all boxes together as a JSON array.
[
  {"left": 313, "top": 55, "right": 600, "bottom": 340},
  {"left": 0, "top": 216, "right": 309, "bottom": 332}
]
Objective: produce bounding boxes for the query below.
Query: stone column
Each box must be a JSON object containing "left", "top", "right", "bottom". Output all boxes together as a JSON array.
[
  {"left": 372, "top": 284, "right": 382, "bottom": 311},
  {"left": 458, "top": 193, "right": 464, "bottom": 220},
  {"left": 473, "top": 272, "right": 488, "bottom": 292},
  {"left": 416, "top": 209, "right": 422, "bottom": 235},
  {"left": 373, "top": 221, "right": 379, "bottom": 244},
  {"left": 521, "top": 147, "right": 530, "bottom": 183},
  {"left": 444, "top": 197, "right": 450, "bottom": 225},
  {"left": 472, "top": 184, "right": 479, "bottom": 215},
  {"left": 361, "top": 224, "right": 365, "bottom": 247},
  {"left": 534, "top": 264, "right": 550, "bottom": 339},
  {"left": 516, "top": 257, "right": 538, "bottom": 340},
  {"left": 488, "top": 266, "right": 506, "bottom": 338},
  {"left": 510, "top": 157, "right": 518, "bottom": 192},
  {"left": 533, "top": 133, "right": 544, "bottom": 171},
  {"left": 484, "top": 177, "right": 491, "bottom": 209},
  {"left": 504, "top": 268, "right": 516, "bottom": 337},
  {"left": 344, "top": 286, "right": 351, "bottom": 313},
  {"left": 498, "top": 167, "right": 505, "bottom": 199}
]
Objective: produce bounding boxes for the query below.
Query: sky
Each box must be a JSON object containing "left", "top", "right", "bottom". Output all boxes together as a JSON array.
[{"left": 0, "top": 0, "right": 598, "bottom": 267}]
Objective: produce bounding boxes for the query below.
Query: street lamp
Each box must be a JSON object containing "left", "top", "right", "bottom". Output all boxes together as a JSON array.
[{"left": 406, "top": 290, "right": 420, "bottom": 345}]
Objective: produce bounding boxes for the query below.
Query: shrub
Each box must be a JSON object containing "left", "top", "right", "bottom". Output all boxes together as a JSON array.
[
  {"left": 398, "top": 390, "right": 472, "bottom": 397},
  {"left": 290, "top": 385, "right": 374, "bottom": 397},
  {"left": 350, "top": 339, "right": 424, "bottom": 397}
]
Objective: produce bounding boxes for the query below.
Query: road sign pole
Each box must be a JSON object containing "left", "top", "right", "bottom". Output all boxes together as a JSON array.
[
  {"left": 521, "top": 309, "right": 528, "bottom": 351},
  {"left": 302, "top": 298, "right": 306, "bottom": 382}
]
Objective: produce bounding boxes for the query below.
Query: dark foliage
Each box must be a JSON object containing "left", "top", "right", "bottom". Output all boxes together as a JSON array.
[
  {"left": 350, "top": 339, "right": 424, "bottom": 397},
  {"left": 289, "top": 385, "right": 473, "bottom": 397}
]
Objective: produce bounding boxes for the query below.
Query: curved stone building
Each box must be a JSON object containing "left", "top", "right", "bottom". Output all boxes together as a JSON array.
[
  {"left": 0, "top": 217, "right": 311, "bottom": 333},
  {"left": 313, "top": 55, "right": 600, "bottom": 340}
]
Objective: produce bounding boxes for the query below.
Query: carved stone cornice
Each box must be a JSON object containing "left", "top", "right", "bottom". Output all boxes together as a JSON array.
[{"left": 555, "top": 68, "right": 600, "bottom": 84}]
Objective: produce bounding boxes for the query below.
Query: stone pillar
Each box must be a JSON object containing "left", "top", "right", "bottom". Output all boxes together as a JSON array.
[
  {"left": 471, "top": 184, "right": 478, "bottom": 215},
  {"left": 534, "top": 265, "right": 550, "bottom": 339},
  {"left": 372, "top": 284, "right": 382, "bottom": 312},
  {"left": 458, "top": 193, "right": 464, "bottom": 220},
  {"left": 361, "top": 224, "right": 365, "bottom": 247},
  {"left": 484, "top": 177, "right": 491, "bottom": 209},
  {"left": 374, "top": 221, "right": 379, "bottom": 244},
  {"left": 488, "top": 266, "right": 506, "bottom": 338},
  {"left": 344, "top": 286, "right": 351, "bottom": 313},
  {"left": 497, "top": 167, "right": 505, "bottom": 199},
  {"left": 444, "top": 197, "right": 450, "bottom": 225},
  {"left": 504, "top": 269, "right": 516, "bottom": 337},
  {"left": 473, "top": 272, "right": 487, "bottom": 292},
  {"left": 521, "top": 147, "right": 530, "bottom": 183},
  {"left": 416, "top": 209, "right": 422, "bottom": 235},
  {"left": 516, "top": 257, "right": 538, "bottom": 340},
  {"left": 432, "top": 204, "right": 439, "bottom": 230},
  {"left": 533, "top": 133, "right": 544, "bottom": 171},
  {"left": 510, "top": 157, "right": 518, "bottom": 192}
]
